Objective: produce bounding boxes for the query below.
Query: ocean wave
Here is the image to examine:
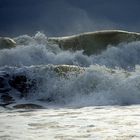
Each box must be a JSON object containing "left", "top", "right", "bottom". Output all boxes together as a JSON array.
[
  {"left": 48, "top": 30, "right": 140, "bottom": 55},
  {"left": 0, "top": 30, "right": 140, "bottom": 107}
]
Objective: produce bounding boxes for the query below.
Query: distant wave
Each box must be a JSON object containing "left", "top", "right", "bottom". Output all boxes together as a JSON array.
[{"left": 48, "top": 30, "right": 140, "bottom": 55}]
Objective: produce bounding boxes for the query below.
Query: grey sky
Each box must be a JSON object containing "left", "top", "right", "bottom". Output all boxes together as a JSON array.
[{"left": 0, "top": 0, "right": 140, "bottom": 37}]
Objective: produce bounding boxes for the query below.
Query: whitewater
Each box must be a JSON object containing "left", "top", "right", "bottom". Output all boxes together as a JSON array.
[{"left": 1, "top": 31, "right": 140, "bottom": 140}]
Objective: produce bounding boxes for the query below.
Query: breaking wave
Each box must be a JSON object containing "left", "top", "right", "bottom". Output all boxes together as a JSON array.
[{"left": 1, "top": 32, "right": 140, "bottom": 107}]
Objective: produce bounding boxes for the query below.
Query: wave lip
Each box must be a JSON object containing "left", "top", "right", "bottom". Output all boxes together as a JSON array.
[{"left": 0, "top": 37, "right": 16, "bottom": 49}]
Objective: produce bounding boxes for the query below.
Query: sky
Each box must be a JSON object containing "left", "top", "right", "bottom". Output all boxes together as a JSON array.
[{"left": 0, "top": 0, "right": 140, "bottom": 37}]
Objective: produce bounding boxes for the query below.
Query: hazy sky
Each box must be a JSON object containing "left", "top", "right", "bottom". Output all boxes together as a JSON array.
[{"left": 0, "top": 0, "right": 140, "bottom": 36}]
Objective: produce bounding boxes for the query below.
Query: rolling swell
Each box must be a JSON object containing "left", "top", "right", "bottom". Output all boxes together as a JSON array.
[{"left": 1, "top": 30, "right": 140, "bottom": 107}]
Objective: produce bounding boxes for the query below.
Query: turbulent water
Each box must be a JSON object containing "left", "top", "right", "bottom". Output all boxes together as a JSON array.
[{"left": 1, "top": 32, "right": 140, "bottom": 140}]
